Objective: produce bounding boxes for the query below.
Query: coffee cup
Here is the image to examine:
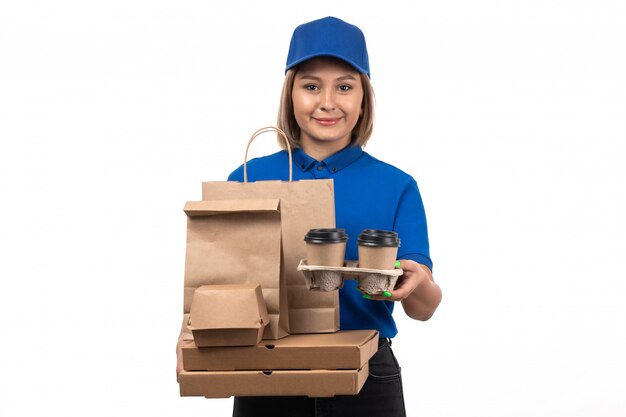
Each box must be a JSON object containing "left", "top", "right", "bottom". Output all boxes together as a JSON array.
[
  {"left": 304, "top": 228, "right": 348, "bottom": 267},
  {"left": 357, "top": 229, "right": 400, "bottom": 270}
]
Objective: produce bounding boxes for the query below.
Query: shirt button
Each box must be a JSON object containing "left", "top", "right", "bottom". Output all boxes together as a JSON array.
[
  {"left": 317, "top": 165, "right": 323, "bottom": 171},
  {"left": 332, "top": 167, "right": 337, "bottom": 172},
  {"left": 301, "top": 163, "right": 305, "bottom": 169}
]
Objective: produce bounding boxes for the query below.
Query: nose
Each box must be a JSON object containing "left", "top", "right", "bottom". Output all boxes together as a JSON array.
[{"left": 320, "top": 89, "right": 336, "bottom": 111}]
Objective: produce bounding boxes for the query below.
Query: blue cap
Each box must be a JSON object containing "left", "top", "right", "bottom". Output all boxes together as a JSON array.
[{"left": 286, "top": 16, "right": 370, "bottom": 77}]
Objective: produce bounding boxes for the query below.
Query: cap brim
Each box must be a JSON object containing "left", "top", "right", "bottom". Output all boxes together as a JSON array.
[{"left": 285, "top": 53, "right": 370, "bottom": 77}]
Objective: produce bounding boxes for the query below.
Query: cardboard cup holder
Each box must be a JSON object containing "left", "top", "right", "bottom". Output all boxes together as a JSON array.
[{"left": 297, "top": 259, "right": 403, "bottom": 294}]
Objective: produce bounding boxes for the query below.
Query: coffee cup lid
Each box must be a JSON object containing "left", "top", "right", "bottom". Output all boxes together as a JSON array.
[
  {"left": 357, "top": 229, "right": 400, "bottom": 247},
  {"left": 304, "top": 228, "right": 348, "bottom": 244}
]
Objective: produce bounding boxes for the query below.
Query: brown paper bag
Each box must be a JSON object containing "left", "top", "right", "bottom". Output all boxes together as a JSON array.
[
  {"left": 202, "top": 127, "right": 339, "bottom": 334},
  {"left": 183, "top": 198, "right": 287, "bottom": 339}
]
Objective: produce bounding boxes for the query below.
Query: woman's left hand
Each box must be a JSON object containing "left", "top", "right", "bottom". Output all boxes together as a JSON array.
[{"left": 365, "top": 259, "right": 429, "bottom": 301}]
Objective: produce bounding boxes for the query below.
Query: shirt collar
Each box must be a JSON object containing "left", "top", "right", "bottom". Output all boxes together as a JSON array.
[{"left": 293, "top": 144, "right": 364, "bottom": 173}]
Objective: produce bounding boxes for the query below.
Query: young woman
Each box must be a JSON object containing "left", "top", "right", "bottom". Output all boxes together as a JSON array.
[{"left": 225, "top": 16, "right": 443, "bottom": 417}]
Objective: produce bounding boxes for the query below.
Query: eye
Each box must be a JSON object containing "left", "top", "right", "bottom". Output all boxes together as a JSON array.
[
  {"left": 304, "top": 84, "right": 319, "bottom": 91},
  {"left": 338, "top": 84, "right": 352, "bottom": 92}
]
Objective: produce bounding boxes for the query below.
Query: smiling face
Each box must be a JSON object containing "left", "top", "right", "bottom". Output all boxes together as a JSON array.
[{"left": 292, "top": 57, "right": 364, "bottom": 153}]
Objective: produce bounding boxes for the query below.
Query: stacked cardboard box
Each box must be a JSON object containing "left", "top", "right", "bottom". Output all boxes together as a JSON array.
[
  {"left": 187, "top": 284, "right": 270, "bottom": 347},
  {"left": 178, "top": 264, "right": 378, "bottom": 397},
  {"left": 179, "top": 324, "right": 378, "bottom": 398}
]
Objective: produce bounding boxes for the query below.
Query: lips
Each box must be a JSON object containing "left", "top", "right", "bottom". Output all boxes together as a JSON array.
[{"left": 314, "top": 117, "right": 341, "bottom": 126}]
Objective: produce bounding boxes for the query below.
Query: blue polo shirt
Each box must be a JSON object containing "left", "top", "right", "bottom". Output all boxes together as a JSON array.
[{"left": 227, "top": 145, "right": 432, "bottom": 338}]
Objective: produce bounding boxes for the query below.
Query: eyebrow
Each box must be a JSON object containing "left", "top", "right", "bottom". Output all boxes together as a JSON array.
[{"left": 298, "top": 74, "right": 357, "bottom": 81}]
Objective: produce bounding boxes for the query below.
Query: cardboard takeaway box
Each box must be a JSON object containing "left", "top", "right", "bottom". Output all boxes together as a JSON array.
[
  {"left": 178, "top": 366, "right": 369, "bottom": 398},
  {"left": 182, "top": 329, "right": 378, "bottom": 371},
  {"left": 188, "top": 284, "right": 269, "bottom": 347},
  {"left": 179, "top": 329, "right": 378, "bottom": 398}
]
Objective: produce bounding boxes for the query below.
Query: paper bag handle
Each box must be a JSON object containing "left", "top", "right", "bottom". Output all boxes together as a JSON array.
[{"left": 244, "top": 126, "right": 293, "bottom": 183}]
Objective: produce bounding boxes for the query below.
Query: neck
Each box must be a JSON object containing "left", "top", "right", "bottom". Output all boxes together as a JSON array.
[{"left": 300, "top": 137, "right": 351, "bottom": 161}]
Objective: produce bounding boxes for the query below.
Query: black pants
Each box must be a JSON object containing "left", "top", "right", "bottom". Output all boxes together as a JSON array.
[{"left": 232, "top": 338, "right": 406, "bottom": 417}]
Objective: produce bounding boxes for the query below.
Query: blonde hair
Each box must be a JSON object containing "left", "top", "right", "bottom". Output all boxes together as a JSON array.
[{"left": 276, "top": 66, "right": 375, "bottom": 149}]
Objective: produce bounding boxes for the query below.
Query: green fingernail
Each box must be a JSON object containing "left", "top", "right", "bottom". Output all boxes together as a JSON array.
[
  {"left": 394, "top": 261, "right": 401, "bottom": 268},
  {"left": 383, "top": 291, "right": 392, "bottom": 297},
  {"left": 362, "top": 294, "right": 371, "bottom": 299}
]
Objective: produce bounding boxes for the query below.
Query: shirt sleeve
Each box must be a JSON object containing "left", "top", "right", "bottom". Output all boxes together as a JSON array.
[
  {"left": 393, "top": 178, "right": 433, "bottom": 271},
  {"left": 227, "top": 164, "right": 244, "bottom": 182}
]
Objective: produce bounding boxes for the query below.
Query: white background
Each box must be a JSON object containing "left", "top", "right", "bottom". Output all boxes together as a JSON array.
[{"left": 1, "top": 1, "right": 625, "bottom": 416}]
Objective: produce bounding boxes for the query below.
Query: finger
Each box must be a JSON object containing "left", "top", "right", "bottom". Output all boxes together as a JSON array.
[
  {"left": 354, "top": 286, "right": 367, "bottom": 295},
  {"left": 355, "top": 286, "right": 383, "bottom": 300},
  {"left": 387, "top": 276, "right": 417, "bottom": 300},
  {"left": 388, "top": 287, "right": 411, "bottom": 300},
  {"left": 397, "top": 259, "right": 418, "bottom": 272},
  {"left": 368, "top": 290, "right": 402, "bottom": 301}
]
